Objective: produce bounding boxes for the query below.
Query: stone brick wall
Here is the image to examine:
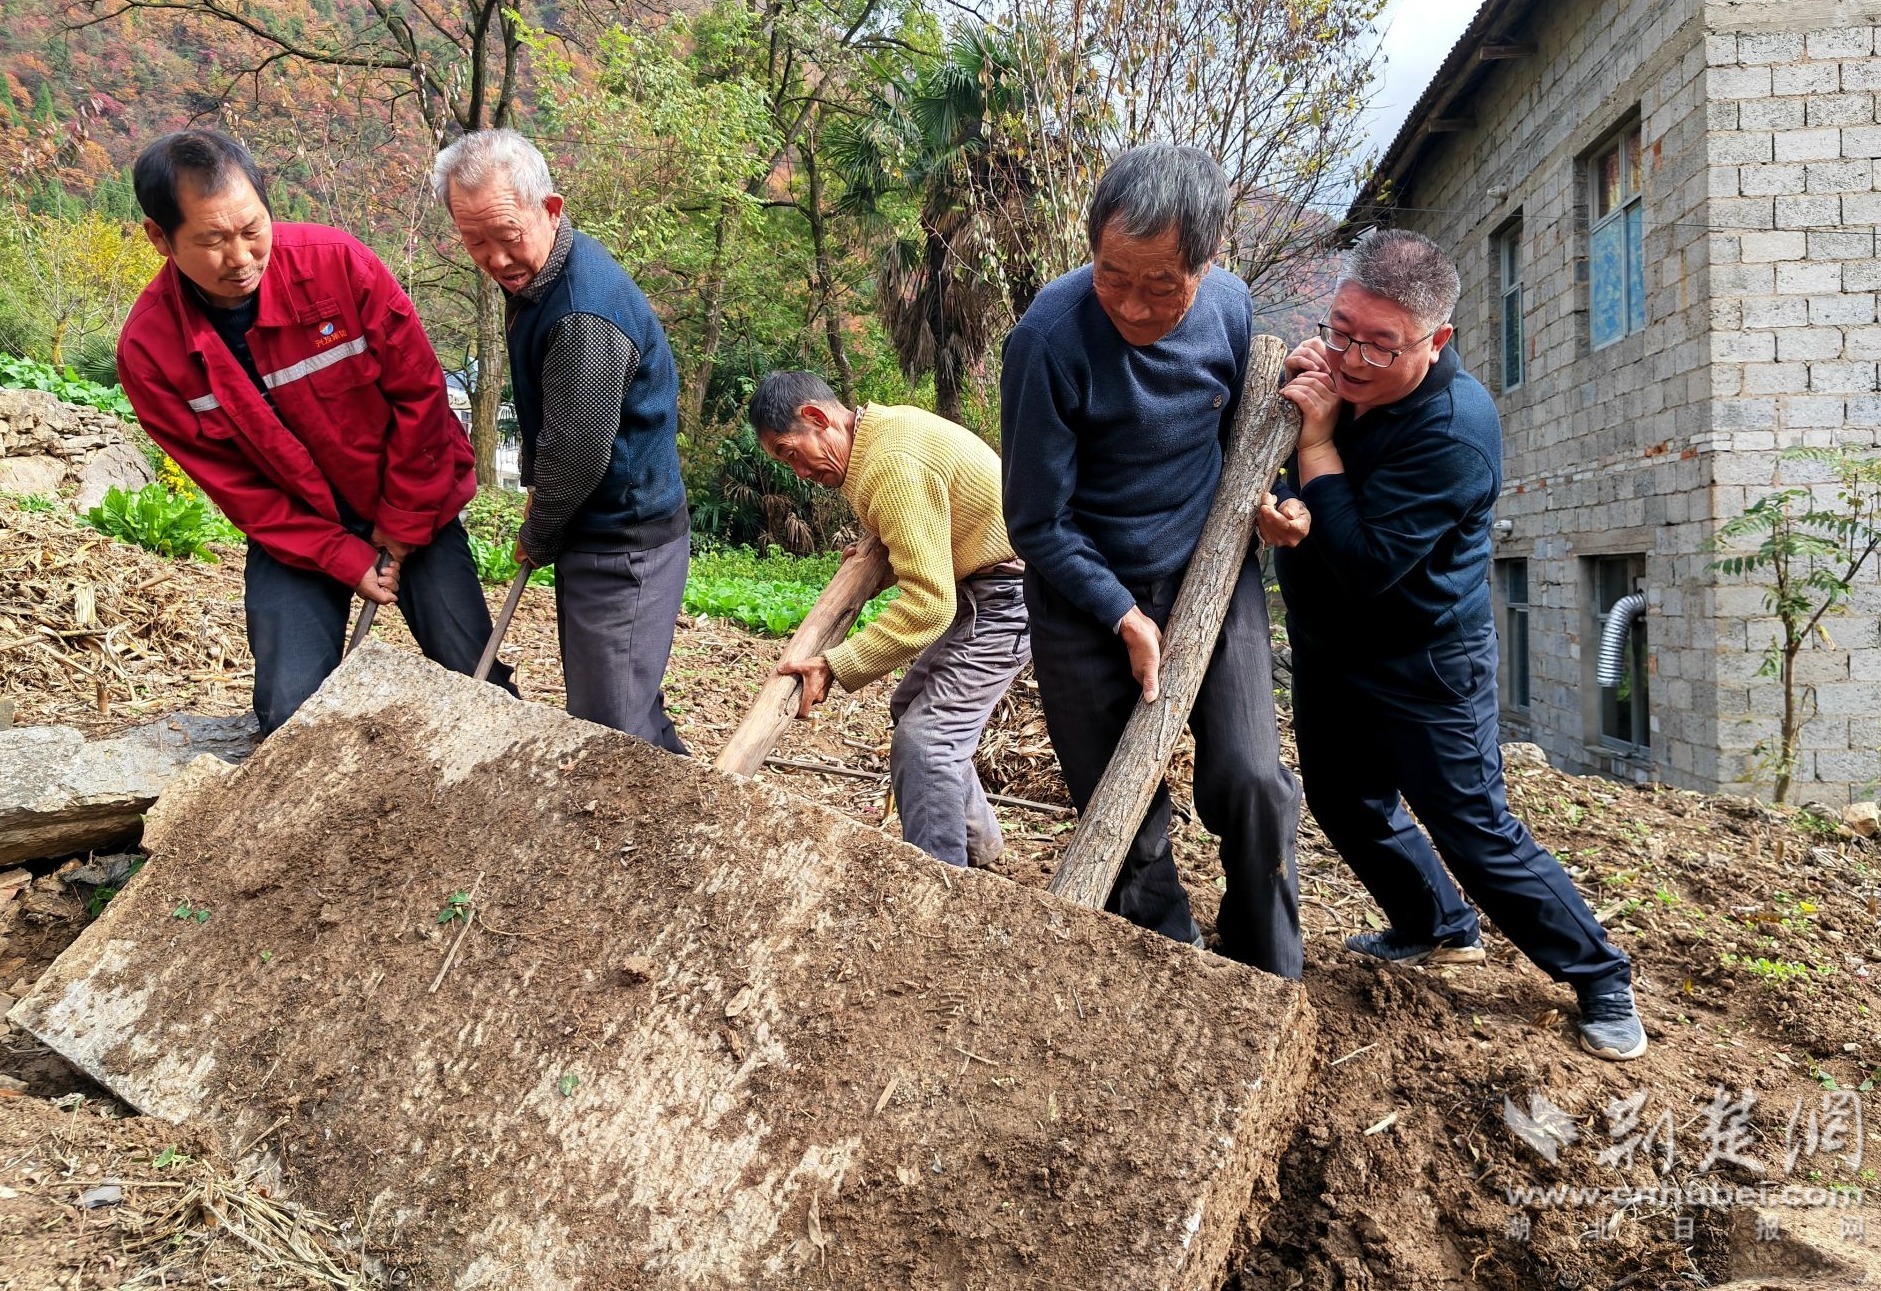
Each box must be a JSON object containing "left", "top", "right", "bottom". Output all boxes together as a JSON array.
[
  {"left": 1702, "top": 5, "right": 1881, "bottom": 804},
  {"left": 1384, "top": 0, "right": 1720, "bottom": 789},
  {"left": 0, "top": 389, "right": 154, "bottom": 513},
  {"left": 1382, "top": 0, "right": 1881, "bottom": 805}
]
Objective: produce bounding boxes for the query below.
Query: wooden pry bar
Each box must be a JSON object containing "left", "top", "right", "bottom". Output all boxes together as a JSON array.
[
  {"left": 714, "top": 531, "right": 893, "bottom": 777},
  {"left": 1046, "top": 334, "right": 1301, "bottom": 910}
]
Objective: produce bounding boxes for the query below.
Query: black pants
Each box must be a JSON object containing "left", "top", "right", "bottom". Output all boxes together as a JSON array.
[
  {"left": 1026, "top": 559, "right": 1303, "bottom": 978},
  {"left": 1291, "top": 619, "right": 1631, "bottom": 996},
  {"left": 245, "top": 517, "right": 515, "bottom": 737}
]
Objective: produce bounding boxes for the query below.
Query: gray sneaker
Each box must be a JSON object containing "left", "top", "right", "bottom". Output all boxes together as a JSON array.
[
  {"left": 1577, "top": 987, "right": 1648, "bottom": 1061},
  {"left": 1345, "top": 929, "right": 1487, "bottom": 966}
]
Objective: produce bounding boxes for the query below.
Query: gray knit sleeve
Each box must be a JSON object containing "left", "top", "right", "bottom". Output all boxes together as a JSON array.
[{"left": 518, "top": 311, "right": 640, "bottom": 565}]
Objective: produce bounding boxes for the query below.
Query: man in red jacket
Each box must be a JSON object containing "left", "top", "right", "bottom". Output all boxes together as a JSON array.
[{"left": 117, "top": 130, "right": 512, "bottom": 735}]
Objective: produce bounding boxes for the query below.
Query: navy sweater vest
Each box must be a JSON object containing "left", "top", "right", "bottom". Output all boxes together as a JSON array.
[{"left": 507, "top": 231, "right": 686, "bottom": 548}]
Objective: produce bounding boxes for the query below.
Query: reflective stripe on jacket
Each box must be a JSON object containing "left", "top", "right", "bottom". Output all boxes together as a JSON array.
[{"left": 116, "top": 222, "right": 474, "bottom": 589}]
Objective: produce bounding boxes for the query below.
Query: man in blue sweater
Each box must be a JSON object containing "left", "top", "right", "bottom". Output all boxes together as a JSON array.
[
  {"left": 1001, "top": 144, "right": 1302, "bottom": 977},
  {"left": 1267, "top": 229, "right": 1644, "bottom": 1060},
  {"left": 435, "top": 130, "right": 688, "bottom": 753}
]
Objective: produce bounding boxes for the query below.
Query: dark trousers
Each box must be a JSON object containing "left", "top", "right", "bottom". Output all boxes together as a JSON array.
[
  {"left": 1026, "top": 559, "right": 1303, "bottom": 978},
  {"left": 1291, "top": 618, "right": 1631, "bottom": 996},
  {"left": 246, "top": 517, "right": 514, "bottom": 737},
  {"left": 553, "top": 531, "right": 689, "bottom": 754}
]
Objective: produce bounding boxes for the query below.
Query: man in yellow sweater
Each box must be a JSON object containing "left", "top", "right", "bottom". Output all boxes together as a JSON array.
[{"left": 748, "top": 370, "right": 1030, "bottom": 867}]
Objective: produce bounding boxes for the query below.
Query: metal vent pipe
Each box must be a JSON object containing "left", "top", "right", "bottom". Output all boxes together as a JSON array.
[{"left": 1597, "top": 592, "right": 1647, "bottom": 688}]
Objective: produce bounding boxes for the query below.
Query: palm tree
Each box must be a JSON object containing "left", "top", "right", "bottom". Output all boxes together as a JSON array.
[{"left": 827, "top": 27, "right": 1055, "bottom": 422}]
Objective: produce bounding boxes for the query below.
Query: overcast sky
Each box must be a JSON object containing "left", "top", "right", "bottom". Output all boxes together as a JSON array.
[{"left": 1361, "top": 0, "right": 1484, "bottom": 160}]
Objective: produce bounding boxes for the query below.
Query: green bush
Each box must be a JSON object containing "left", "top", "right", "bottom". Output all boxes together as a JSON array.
[
  {"left": 684, "top": 544, "right": 894, "bottom": 636},
  {"left": 0, "top": 353, "right": 137, "bottom": 420},
  {"left": 466, "top": 531, "right": 556, "bottom": 587},
  {"left": 84, "top": 483, "right": 240, "bottom": 562}
]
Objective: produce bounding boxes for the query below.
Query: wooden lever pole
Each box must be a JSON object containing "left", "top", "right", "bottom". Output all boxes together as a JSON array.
[
  {"left": 1046, "top": 335, "right": 1301, "bottom": 910},
  {"left": 714, "top": 531, "right": 893, "bottom": 777}
]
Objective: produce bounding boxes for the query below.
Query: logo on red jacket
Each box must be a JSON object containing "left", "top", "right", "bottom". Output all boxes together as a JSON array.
[{"left": 313, "top": 320, "right": 351, "bottom": 349}]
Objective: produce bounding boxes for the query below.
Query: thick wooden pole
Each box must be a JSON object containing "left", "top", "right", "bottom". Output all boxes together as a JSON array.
[
  {"left": 1046, "top": 335, "right": 1302, "bottom": 910},
  {"left": 714, "top": 532, "right": 893, "bottom": 777}
]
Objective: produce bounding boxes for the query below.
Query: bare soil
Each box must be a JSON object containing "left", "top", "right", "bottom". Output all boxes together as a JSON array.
[
  {"left": 20, "top": 644, "right": 1314, "bottom": 1289},
  {"left": 3, "top": 521, "right": 1878, "bottom": 1288}
]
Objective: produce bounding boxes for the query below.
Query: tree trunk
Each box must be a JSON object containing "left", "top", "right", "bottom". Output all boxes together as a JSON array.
[
  {"left": 683, "top": 202, "right": 734, "bottom": 435},
  {"left": 804, "top": 142, "right": 854, "bottom": 403},
  {"left": 715, "top": 532, "right": 892, "bottom": 776},
  {"left": 470, "top": 273, "right": 505, "bottom": 489},
  {"left": 1776, "top": 638, "right": 1800, "bottom": 804},
  {"left": 1046, "top": 337, "right": 1300, "bottom": 910},
  {"left": 924, "top": 224, "right": 959, "bottom": 422}
]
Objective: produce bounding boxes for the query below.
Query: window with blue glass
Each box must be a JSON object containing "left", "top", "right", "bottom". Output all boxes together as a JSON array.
[
  {"left": 1589, "top": 122, "right": 1646, "bottom": 349},
  {"left": 1496, "top": 220, "right": 1523, "bottom": 390}
]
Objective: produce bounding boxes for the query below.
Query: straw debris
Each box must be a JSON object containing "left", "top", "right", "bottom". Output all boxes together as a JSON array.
[{"left": 0, "top": 497, "right": 251, "bottom": 732}]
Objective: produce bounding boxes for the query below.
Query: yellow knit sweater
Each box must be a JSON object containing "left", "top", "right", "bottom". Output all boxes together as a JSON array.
[{"left": 824, "top": 404, "right": 1015, "bottom": 691}]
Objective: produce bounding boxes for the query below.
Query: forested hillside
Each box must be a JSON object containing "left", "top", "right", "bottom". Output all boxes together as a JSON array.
[{"left": 2, "top": 0, "right": 1374, "bottom": 547}]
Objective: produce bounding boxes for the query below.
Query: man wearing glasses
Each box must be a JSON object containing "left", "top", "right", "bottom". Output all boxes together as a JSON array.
[{"left": 1265, "top": 229, "right": 1644, "bottom": 1062}]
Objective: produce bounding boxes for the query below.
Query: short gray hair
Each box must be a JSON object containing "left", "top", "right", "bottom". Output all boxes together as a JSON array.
[
  {"left": 749, "top": 370, "right": 837, "bottom": 436},
  {"left": 1337, "top": 229, "right": 1460, "bottom": 331},
  {"left": 1086, "top": 143, "right": 1229, "bottom": 276},
  {"left": 431, "top": 128, "right": 555, "bottom": 212}
]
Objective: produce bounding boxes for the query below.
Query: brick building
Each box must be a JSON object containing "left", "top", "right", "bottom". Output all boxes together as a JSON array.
[{"left": 1351, "top": 0, "right": 1881, "bottom": 803}]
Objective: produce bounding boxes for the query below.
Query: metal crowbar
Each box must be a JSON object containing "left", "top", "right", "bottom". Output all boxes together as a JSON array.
[
  {"left": 345, "top": 550, "right": 392, "bottom": 656},
  {"left": 474, "top": 561, "right": 534, "bottom": 682}
]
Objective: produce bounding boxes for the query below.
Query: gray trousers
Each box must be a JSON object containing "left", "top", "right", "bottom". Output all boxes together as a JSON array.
[
  {"left": 1025, "top": 558, "right": 1303, "bottom": 977},
  {"left": 246, "top": 517, "right": 515, "bottom": 738},
  {"left": 889, "top": 574, "right": 1031, "bottom": 867},
  {"left": 553, "top": 530, "right": 689, "bottom": 754}
]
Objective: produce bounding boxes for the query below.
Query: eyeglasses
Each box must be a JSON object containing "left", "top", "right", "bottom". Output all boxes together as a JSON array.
[{"left": 1316, "top": 322, "right": 1438, "bottom": 369}]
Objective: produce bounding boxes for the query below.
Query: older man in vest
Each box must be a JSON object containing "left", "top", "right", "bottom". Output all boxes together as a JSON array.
[{"left": 434, "top": 129, "right": 688, "bottom": 752}]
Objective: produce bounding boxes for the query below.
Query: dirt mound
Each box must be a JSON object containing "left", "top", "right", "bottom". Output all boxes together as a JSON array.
[
  {"left": 16, "top": 645, "right": 1316, "bottom": 1290},
  {"left": 1233, "top": 768, "right": 1879, "bottom": 1291}
]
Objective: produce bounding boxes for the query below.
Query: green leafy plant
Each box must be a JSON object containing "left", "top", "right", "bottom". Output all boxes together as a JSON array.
[
  {"left": 557, "top": 1073, "right": 580, "bottom": 1097},
  {"left": 84, "top": 483, "right": 239, "bottom": 562},
  {"left": 151, "top": 1145, "right": 192, "bottom": 1170},
  {"left": 0, "top": 353, "right": 137, "bottom": 419},
  {"left": 683, "top": 545, "right": 896, "bottom": 636},
  {"left": 171, "top": 901, "right": 210, "bottom": 923},
  {"left": 11, "top": 492, "right": 58, "bottom": 513},
  {"left": 466, "top": 531, "right": 556, "bottom": 587},
  {"left": 86, "top": 858, "right": 145, "bottom": 917},
  {"left": 1710, "top": 448, "right": 1881, "bottom": 802},
  {"left": 437, "top": 890, "right": 472, "bottom": 925}
]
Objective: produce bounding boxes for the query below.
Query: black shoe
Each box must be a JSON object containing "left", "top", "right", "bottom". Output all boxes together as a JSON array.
[{"left": 1345, "top": 929, "right": 1487, "bottom": 966}]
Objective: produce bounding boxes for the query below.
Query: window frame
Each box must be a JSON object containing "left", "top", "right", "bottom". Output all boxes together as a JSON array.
[
  {"left": 1496, "top": 220, "right": 1524, "bottom": 392},
  {"left": 1592, "top": 555, "right": 1650, "bottom": 754},
  {"left": 1497, "top": 557, "right": 1530, "bottom": 713},
  {"left": 1587, "top": 120, "right": 1646, "bottom": 350}
]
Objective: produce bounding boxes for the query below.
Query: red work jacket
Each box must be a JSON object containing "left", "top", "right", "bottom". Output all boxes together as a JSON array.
[{"left": 116, "top": 223, "right": 474, "bottom": 590}]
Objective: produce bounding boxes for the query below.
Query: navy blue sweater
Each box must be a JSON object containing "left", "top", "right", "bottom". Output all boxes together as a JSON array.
[
  {"left": 1000, "top": 265, "right": 1252, "bottom": 628},
  {"left": 1274, "top": 346, "right": 1500, "bottom": 657}
]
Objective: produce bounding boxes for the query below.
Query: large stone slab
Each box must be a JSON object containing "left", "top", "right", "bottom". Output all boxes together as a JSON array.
[
  {"left": 0, "top": 713, "right": 259, "bottom": 865},
  {"left": 11, "top": 644, "right": 1315, "bottom": 1290}
]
